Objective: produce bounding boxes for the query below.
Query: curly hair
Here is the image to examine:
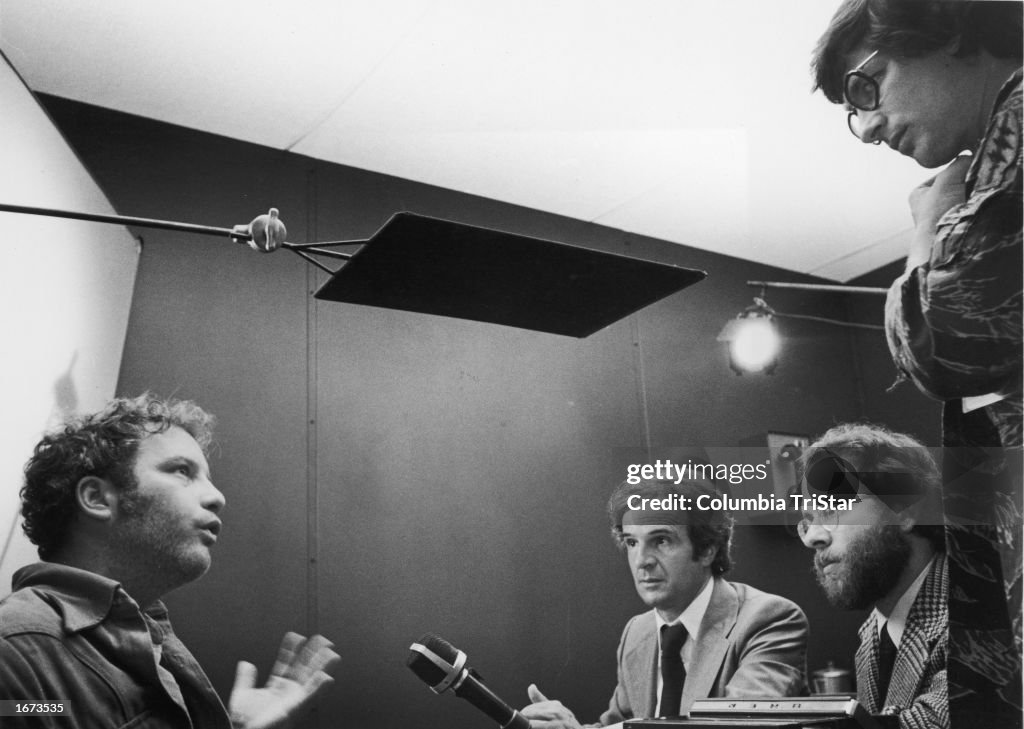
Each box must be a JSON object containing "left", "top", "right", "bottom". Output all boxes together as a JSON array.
[
  {"left": 798, "top": 422, "right": 944, "bottom": 552},
  {"left": 607, "top": 478, "right": 735, "bottom": 576},
  {"left": 812, "top": 0, "right": 1023, "bottom": 104},
  {"left": 21, "top": 393, "right": 216, "bottom": 560}
]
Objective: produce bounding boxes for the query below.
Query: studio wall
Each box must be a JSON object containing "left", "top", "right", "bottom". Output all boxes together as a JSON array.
[{"left": 41, "top": 94, "right": 939, "bottom": 729}]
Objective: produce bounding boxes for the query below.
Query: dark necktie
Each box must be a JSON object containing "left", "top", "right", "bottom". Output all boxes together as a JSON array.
[
  {"left": 876, "top": 623, "right": 897, "bottom": 702},
  {"left": 657, "top": 623, "right": 688, "bottom": 717}
]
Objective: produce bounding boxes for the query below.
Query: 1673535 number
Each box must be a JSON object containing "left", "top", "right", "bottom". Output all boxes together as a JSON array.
[{"left": 0, "top": 701, "right": 68, "bottom": 716}]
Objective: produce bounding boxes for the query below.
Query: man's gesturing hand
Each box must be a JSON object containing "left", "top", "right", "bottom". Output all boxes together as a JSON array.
[{"left": 229, "top": 632, "right": 341, "bottom": 729}]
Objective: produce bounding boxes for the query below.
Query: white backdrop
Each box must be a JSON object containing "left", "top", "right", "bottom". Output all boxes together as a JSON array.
[{"left": 0, "top": 53, "right": 139, "bottom": 595}]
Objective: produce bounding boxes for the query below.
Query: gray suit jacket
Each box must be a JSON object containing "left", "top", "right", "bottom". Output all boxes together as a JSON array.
[
  {"left": 855, "top": 554, "right": 948, "bottom": 729},
  {"left": 598, "top": 578, "right": 808, "bottom": 724}
]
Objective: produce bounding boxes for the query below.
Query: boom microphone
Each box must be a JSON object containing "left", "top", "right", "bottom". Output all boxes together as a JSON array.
[{"left": 407, "top": 632, "right": 530, "bottom": 729}]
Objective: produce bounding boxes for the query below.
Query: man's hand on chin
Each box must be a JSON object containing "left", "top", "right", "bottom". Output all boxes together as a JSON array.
[{"left": 906, "top": 155, "right": 971, "bottom": 269}]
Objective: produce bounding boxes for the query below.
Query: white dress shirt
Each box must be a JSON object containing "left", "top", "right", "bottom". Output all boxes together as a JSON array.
[{"left": 873, "top": 556, "right": 934, "bottom": 647}]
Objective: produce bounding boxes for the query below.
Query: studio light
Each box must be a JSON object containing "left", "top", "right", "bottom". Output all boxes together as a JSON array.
[
  {"left": 717, "top": 297, "right": 780, "bottom": 375},
  {"left": 718, "top": 280, "right": 888, "bottom": 376}
]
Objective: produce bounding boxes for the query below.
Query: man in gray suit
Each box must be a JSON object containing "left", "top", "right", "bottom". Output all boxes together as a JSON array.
[
  {"left": 522, "top": 478, "right": 808, "bottom": 727},
  {"left": 798, "top": 424, "right": 947, "bottom": 729}
]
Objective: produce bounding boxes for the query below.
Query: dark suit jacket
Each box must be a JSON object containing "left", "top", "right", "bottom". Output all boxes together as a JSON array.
[
  {"left": 597, "top": 578, "right": 808, "bottom": 724},
  {"left": 855, "top": 554, "right": 948, "bottom": 729}
]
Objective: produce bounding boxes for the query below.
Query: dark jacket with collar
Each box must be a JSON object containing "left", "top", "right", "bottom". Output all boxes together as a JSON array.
[{"left": 0, "top": 562, "right": 231, "bottom": 729}]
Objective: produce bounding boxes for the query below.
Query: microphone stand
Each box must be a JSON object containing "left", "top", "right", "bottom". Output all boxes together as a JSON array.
[{"left": 0, "top": 202, "right": 366, "bottom": 275}]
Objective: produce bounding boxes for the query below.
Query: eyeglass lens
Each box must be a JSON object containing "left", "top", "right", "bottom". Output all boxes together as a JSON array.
[
  {"left": 845, "top": 76, "right": 879, "bottom": 140},
  {"left": 843, "top": 51, "right": 881, "bottom": 140},
  {"left": 844, "top": 73, "right": 879, "bottom": 112}
]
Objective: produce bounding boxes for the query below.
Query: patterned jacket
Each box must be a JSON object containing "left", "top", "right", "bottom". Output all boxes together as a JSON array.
[
  {"left": 884, "top": 69, "right": 1022, "bottom": 727},
  {"left": 855, "top": 554, "right": 948, "bottom": 729},
  {"left": 884, "top": 68, "right": 1023, "bottom": 451}
]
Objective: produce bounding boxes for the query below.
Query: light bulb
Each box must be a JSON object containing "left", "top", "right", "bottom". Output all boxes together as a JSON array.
[{"left": 729, "top": 316, "right": 779, "bottom": 373}]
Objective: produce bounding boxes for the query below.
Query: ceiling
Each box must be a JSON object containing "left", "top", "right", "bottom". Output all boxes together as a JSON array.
[{"left": 0, "top": 0, "right": 934, "bottom": 281}]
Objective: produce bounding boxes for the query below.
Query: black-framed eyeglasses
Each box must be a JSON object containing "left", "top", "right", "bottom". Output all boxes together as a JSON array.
[{"left": 844, "top": 49, "right": 882, "bottom": 144}]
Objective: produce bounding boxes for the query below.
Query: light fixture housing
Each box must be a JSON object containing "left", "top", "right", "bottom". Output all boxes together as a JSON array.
[{"left": 717, "top": 297, "right": 780, "bottom": 375}]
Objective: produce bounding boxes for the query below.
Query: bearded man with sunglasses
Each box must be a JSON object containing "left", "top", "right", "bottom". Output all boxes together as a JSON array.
[
  {"left": 799, "top": 424, "right": 946, "bottom": 729},
  {"left": 812, "top": 3, "right": 1022, "bottom": 727}
]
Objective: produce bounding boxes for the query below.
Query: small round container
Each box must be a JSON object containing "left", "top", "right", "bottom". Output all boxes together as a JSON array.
[{"left": 810, "top": 661, "right": 854, "bottom": 695}]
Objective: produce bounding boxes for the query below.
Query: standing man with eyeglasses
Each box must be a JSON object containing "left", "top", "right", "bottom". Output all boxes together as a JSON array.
[
  {"left": 812, "top": 3, "right": 1022, "bottom": 727},
  {"left": 798, "top": 424, "right": 947, "bottom": 729}
]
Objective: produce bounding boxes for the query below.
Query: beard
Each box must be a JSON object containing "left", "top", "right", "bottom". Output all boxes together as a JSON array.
[
  {"left": 814, "top": 525, "right": 910, "bottom": 610},
  {"left": 112, "top": 487, "right": 212, "bottom": 593}
]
